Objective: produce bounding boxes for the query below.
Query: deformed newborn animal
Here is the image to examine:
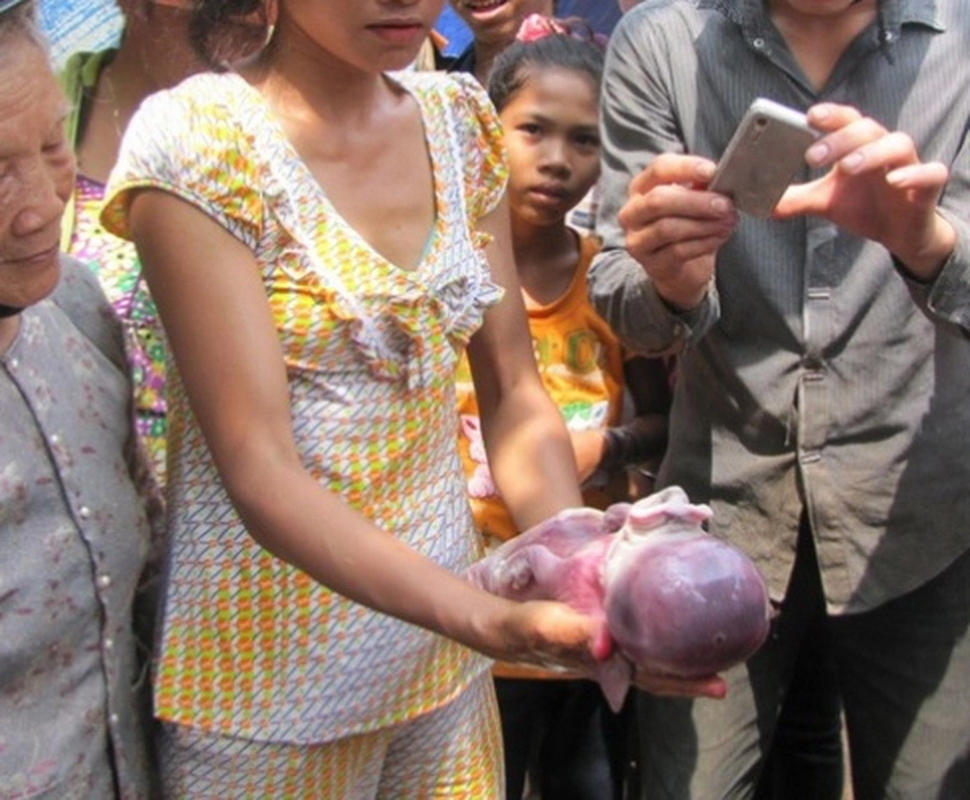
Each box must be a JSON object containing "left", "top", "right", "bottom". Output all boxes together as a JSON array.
[{"left": 465, "top": 486, "right": 771, "bottom": 710}]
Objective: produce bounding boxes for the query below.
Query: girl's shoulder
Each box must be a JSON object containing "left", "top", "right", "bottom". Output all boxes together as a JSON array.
[
  {"left": 146, "top": 71, "right": 255, "bottom": 120},
  {"left": 391, "top": 71, "right": 507, "bottom": 221},
  {"left": 125, "top": 71, "right": 269, "bottom": 175},
  {"left": 392, "top": 69, "right": 497, "bottom": 125},
  {"left": 102, "top": 72, "right": 266, "bottom": 245}
]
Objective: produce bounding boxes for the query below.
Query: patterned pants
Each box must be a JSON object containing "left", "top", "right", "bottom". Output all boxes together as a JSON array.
[{"left": 159, "top": 672, "right": 504, "bottom": 799}]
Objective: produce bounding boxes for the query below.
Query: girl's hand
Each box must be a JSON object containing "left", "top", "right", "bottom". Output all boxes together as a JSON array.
[
  {"left": 487, "top": 599, "right": 612, "bottom": 672},
  {"left": 774, "top": 102, "right": 955, "bottom": 280},
  {"left": 570, "top": 429, "right": 608, "bottom": 483}
]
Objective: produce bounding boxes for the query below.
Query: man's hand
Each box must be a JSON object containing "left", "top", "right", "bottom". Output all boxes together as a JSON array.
[
  {"left": 620, "top": 154, "right": 738, "bottom": 311},
  {"left": 632, "top": 666, "right": 728, "bottom": 699},
  {"left": 774, "top": 102, "right": 956, "bottom": 280}
]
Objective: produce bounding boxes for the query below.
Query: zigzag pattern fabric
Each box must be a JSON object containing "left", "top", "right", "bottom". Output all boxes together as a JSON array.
[{"left": 158, "top": 672, "right": 503, "bottom": 797}]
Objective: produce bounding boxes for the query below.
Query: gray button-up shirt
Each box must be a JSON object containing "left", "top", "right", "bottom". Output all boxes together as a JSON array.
[
  {"left": 589, "top": 0, "right": 970, "bottom": 613},
  {"left": 0, "top": 257, "right": 162, "bottom": 798}
]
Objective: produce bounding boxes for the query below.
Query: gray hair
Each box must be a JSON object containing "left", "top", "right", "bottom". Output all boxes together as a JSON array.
[{"left": 0, "top": 0, "right": 49, "bottom": 52}]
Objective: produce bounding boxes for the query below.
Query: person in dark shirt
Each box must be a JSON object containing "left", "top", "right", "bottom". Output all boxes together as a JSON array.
[{"left": 589, "top": 1, "right": 970, "bottom": 797}]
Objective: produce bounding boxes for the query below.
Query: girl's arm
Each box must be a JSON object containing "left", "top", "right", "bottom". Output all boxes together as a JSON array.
[
  {"left": 129, "top": 189, "right": 724, "bottom": 696},
  {"left": 127, "top": 188, "right": 596, "bottom": 669},
  {"left": 465, "top": 196, "right": 586, "bottom": 529}
]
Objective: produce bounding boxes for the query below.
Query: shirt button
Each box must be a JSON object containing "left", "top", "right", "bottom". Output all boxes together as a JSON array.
[
  {"left": 109, "top": 713, "right": 119, "bottom": 725},
  {"left": 98, "top": 574, "right": 112, "bottom": 589},
  {"left": 104, "top": 637, "right": 115, "bottom": 650},
  {"left": 51, "top": 433, "right": 61, "bottom": 445},
  {"left": 8, "top": 358, "right": 17, "bottom": 369},
  {"left": 752, "top": 37, "right": 765, "bottom": 49},
  {"left": 79, "top": 506, "right": 91, "bottom": 519}
]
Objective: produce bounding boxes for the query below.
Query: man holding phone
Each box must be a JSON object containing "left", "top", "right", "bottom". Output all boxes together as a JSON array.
[{"left": 589, "top": 0, "right": 970, "bottom": 798}]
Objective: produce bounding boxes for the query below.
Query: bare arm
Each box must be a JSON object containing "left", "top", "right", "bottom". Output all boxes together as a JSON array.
[
  {"left": 463, "top": 206, "right": 724, "bottom": 697},
  {"left": 128, "top": 189, "right": 724, "bottom": 698},
  {"left": 127, "top": 188, "right": 598, "bottom": 668},
  {"left": 466, "top": 196, "right": 586, "bottom": 528},
  {"left": 570, "top": 354, "right": 672, "bottom": 493}
]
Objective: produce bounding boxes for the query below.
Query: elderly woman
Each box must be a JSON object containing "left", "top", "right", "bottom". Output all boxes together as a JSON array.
[{"left": 0, "top": 1, "right": 162, "bottom": 796}]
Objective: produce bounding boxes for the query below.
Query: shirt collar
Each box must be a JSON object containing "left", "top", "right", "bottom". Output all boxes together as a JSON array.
[
  {"left": 697, "top": 0, "right": 944, "bottom": 36},
  {"left": 0, "top": 0, "right": 29, "bottom": 13}
]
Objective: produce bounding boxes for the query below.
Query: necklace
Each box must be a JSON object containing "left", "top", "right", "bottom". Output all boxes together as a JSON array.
[
  {"left": 76, "top": 63, "right": 125, "bottom": 180},
  {"left": 98, "top": 64, "right": 125, "bottom": 143}
]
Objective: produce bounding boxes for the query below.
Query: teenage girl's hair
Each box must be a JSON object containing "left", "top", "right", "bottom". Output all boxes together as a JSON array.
[
  {"left": 189, "top": 0, "right": 271, "bottom": 69},
  {"left": 487, "top": 20, "right": 605, "bottom": 114}
]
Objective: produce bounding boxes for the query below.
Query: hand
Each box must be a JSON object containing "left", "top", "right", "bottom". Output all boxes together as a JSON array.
[
  {"left": 620, "top": 153, "right": 738, "bottom": 310},
  {"left": 632, "top": 666, "right": 727, "bottom": 699},
  {"left": 489, "top": 599, "right": 612, "bottom": 673},
  {"left": 570, "top": 429, "right": 607, "bottom": 483},
  {"left": 774, "top": 102, "right": 956, "bottom": 280}
]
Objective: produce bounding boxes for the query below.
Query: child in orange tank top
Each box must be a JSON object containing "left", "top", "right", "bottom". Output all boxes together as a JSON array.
[{"left": 454, "top": 18, "right": 674, "bottom": 799}]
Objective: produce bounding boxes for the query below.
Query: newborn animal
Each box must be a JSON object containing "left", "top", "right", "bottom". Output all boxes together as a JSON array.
[{"left": 465, "top": 487, "right": 771, "bottom": 710}]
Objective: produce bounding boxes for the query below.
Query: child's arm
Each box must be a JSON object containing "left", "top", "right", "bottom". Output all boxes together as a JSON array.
[{"left": 573, "top": 355, "right": 673, "bottom": 498}]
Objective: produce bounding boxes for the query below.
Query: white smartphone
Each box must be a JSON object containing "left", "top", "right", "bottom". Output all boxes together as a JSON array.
[{"left": 708, "top": 98, "right": 819, "bottom": 218}]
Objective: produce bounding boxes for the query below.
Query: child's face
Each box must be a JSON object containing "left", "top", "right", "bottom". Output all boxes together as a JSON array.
[
  {"left": 450, "top": 0, "right": 554, "bottom": 47},
  {"left": 500, "top": 66, "right": 601, "bottom": 228}
]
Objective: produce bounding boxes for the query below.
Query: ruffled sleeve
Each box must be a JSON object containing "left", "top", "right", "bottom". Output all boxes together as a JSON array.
[
  {"left": 447, "top": 72, "right": 509, "bottom": 226},
  {"left": 101, "top": 74, "right": 264, "bottom": 249}
]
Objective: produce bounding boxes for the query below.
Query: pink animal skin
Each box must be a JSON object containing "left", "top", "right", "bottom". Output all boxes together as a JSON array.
[{"left": 465, "top": 487, "right": 771, "bottom": 711}]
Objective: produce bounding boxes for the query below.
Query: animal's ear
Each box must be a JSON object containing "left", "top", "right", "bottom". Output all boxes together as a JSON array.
[
  {"left": 460, "top": 414, "right": 482, "bottom": 437},
  {"left": 603, "top": 502, "right": 632, "bottom": 532},
  {"left": 506, "top": 546, "right": 566, "bottom": 590}
]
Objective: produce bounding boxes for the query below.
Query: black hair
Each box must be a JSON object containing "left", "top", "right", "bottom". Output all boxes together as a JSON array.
[
  {"left": 487, "top": 30, "right": 605, "bottom": 114},
  {"left": 189, "top": 0, "right": 270, "bottom": 69}
]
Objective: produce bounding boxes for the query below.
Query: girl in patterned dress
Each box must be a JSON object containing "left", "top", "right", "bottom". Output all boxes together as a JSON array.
[{"left": 101, "top": 0, "right": 721, "bottom": 795}]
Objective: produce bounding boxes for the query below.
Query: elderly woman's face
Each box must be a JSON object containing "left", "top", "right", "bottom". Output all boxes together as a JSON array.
[{"left": 0, "top": 34, "right": 73, "bottom": 310}]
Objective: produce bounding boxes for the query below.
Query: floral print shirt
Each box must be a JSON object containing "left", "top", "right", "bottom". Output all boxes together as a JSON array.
[{"left": 0, "top": 257, "right": 161, "bottom": 798}]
